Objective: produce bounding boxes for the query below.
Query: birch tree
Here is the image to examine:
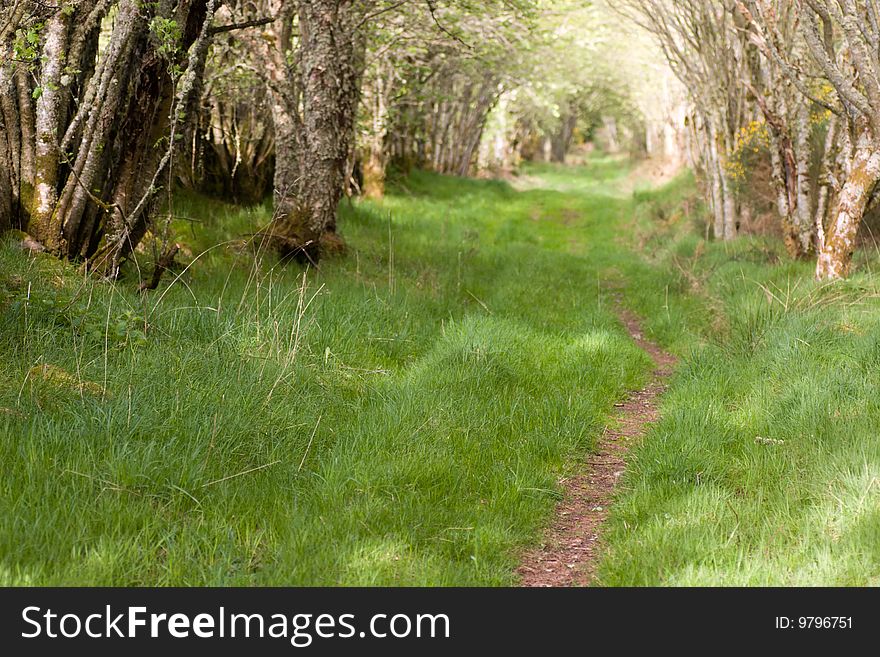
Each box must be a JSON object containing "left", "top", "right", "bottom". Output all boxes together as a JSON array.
[
  {"left": 622, "top": 0, "right": 751, "bottom": 241},
  {"left": 737, "top": 0, "right": 839, "bottom": 259},
  {"left": 796, "top": 0, "right": 880, "bottom": 279},
  {"left": 739, "top": 0, "right": 880, "bottom": 277}
]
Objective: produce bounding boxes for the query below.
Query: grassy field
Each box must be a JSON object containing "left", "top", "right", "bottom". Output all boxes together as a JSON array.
[
  {"left": 0, "top": 157, "right": 654, "bottom": 585},
  {"left": 3, "top": 156, "right": 880, "bottom": 586}
]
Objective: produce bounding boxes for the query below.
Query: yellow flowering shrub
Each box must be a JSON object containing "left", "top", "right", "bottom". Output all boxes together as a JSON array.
[{"left": 725, "top": 120, "right": 769, "bottom": 183}]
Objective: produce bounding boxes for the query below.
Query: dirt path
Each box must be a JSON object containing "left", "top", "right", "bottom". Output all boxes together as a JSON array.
[{"left": 518, "top": 303, "right": 676, "bottom": 587}]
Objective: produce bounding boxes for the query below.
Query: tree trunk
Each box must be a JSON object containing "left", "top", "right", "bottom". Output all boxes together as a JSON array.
[
  {"left": 455, "top": 77, "right": 497, "bottom": 176},
  {"left": 359, "top": 57, "right": 393, "bottom": 199},
  {"left": 1, "top": 0, "right": 213, "bottom": 276},
  {"left": 758, "top": 83, "right": 813, "bottom": 260},
  {"left": 816, "top": 123, "right": 880, "bottom": 280},
  {"left": 15, "top": 65, "right": 36, "bottom": 220},
  {"left": 603, "top": 116, "right": 620, "bottom": 153},
  {"left": 705, "top": 118, "right": 726, "bottom": 240},
  {"left": 362, "top": 139, "right": 386, "bottom": 199},
  {"left": 814, "top": 115, "right": 839, "bottom": 249},
  {"left": 270, "top": 93, "right": 302, "bottom": 232},
  {"left": 550, "top": 112, "right": 577, "bottom": 164},
  {"left": 0, "top": 158, "right": 10, "bottom": 233},
  {"left": 28, "top": 10, "right": 70, "bottom": 251},
  {"left": 718, "top": 116, "right": 739, "bottom": 241},
  {"left": 793, "top": 102, "right": 815, "bottom": 256},
  {"left": 721, "top": 171, "right": 738, "bottom": 240},
  {"left": 0, "top": 64, "right": 17, "bottom": 232},
  {"left": 89, "top": 0, "right": 215, "bottom": 276},
  {"left": 269, "top": 0, "right": 366, "bottom": 262}
]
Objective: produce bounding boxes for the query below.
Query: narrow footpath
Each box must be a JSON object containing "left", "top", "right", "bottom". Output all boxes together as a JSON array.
[{"left": 518, "top": 303, "right": 676, "bottom": 587}]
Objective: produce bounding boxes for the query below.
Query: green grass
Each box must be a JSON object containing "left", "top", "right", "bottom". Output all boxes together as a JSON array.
[
  {"left": 5, "top": 157, "right": 880, "bottom": 586},
  {"left": 596, "top": 175, "right": 880, "bottom": 586},
  {"left": 0, "top": 161, "right": 653, "bottom": 585}
]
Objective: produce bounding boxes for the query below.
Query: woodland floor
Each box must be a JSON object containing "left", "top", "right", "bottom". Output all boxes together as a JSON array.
[{"left": 3, "top": 156, "right": 880, "bottom": 586}]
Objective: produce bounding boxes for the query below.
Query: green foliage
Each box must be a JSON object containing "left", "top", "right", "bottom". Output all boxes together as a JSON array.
[
  {"left": 12, "top": 22, "right": 44, "bottom": 65},
  {"left": 6, "top": 156, "right": 880, "bottom": 586},
  {"left": 1, "top": 255, "right": 148, "bottom": 348},
  {"left": 480, "top": 0, "right": 666, "bottom": 160},
  {"left": 149, "top": 16, "right": 183, "bottom": 77},
  {"left": 149, "top": 17, "right": 180, "bottom": 56}
]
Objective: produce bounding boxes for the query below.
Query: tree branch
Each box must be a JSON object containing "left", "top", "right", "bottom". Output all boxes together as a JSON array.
[{"left": 208, "top": 16, "right": 275, "bottom": 36}]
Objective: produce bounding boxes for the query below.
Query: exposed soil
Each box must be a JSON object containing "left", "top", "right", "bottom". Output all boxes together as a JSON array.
[{"left": 517, "top": 303, "right": 676, "bottom": 587}]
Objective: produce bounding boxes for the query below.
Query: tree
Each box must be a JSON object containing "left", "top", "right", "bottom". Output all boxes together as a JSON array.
[
  {"left": 481, "top": 0, "right": 666, "bottom": 170},
  {"left": 737, "top": 0, "right": 880, "bottom": 278},
  {"left": 186, "top": 9, "right": 276, "bottom": 204},
  {"left": 358, "top": 35, "right": 395, "bottom": 198},
  {"left": 239, "top": 0, "right": 534, "bottom": 250},
  {"left": 623, "top": 0, "right": 752, "bottom": 241},
  {"left": 243, "top": 0, "right": 374, "bottom": 263},
  {"left": 0, "top": 0, "right": 217, "bottom": 278},
  {"left": 379, "top": 1, "right": 537, "bottom": 177},
  {"left": 737, "top": 0, "right": 838, "bottom": 259},
  {"left": 796, "top": 0, "right": 880, "bottom": 279}
]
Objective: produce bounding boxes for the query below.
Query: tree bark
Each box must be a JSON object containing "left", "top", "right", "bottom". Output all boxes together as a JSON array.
[
  {"left": 359, "top": 56, "right": 393, "bottom": 199},
  {"left": 721, "top": 169, "right": 738, "bottom": 240},
  {"left": 705, "top": 117, "right": 726, "bottom": 240},
  {"left": 269, "top": 0, "right": 367, "bottom": 262},
  {"left": 361, "top": 139, "right": 386, "bottom": 199},
  {"left": 550, "top": 112, "right": 577, "bottom": 164},
  {"left": 793, "top": 102, "right": 815, "bottom": 256},
  {"left": 28, "top": 10, "right": 73, "bottom": 251},
  {"left": 816, "top": 122, "right": 880, "bottom": 280},
  {"left": 751, "top": 53, "right": 814, "bottom": 260},
  {"left": 1, "top": 0, "right": 213, "bottom": 275},
  {"left": 814, "top": 115, "right": 839, "bottom": 250},
  {"left": 0, "top": 64, "right": 18, "bottom": 232}
]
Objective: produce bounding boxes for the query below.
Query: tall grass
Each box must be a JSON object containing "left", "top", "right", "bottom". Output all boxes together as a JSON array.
[{"left": 6, "top": 158, "right": 879, "bottom": 586}]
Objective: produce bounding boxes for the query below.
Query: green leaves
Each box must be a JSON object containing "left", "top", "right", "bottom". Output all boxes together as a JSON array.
[
  {"left": 148, "top": 15, "right": 183, "bottom": 77},
  {"left": 12, "top": 22, "right": 44, "bottom": 65},
  {"left": 149, "top": 17, "right": 181, "bottom": 57},
  {"left": 7, "top": 284, "right": 149, "bottom": 349}
]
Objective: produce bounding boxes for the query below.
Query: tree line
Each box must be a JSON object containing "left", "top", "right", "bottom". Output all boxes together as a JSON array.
[
  {"left": 5, "top": 1, "right": 872, "bottom": 283},
  {"left": 0, "top": 0, "right": 565, "bottom": 273},
  {"left": 625, "top": 0, "right": 880, "bottom": 279},
  {"left": 1, "top": 0, "right": 673, "bottom": 279}
]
